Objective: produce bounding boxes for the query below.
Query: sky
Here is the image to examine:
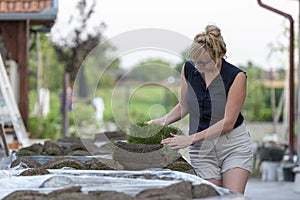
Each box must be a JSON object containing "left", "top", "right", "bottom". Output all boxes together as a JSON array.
[{"left": 52, "top": 0, "right": 299, "bottom": 70}]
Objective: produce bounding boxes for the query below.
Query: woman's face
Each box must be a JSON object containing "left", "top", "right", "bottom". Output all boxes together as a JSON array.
[{"left": 193, "top": 52, "right": 217, "bottom": 73}]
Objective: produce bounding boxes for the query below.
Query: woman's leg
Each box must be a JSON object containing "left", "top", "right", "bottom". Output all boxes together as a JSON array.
[{"left": 222, "top": 167, "right": 250, "bottom": 194}]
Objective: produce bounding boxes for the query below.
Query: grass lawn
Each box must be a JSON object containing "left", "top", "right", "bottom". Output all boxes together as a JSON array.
[{"left": 95, "top": 85, "right": 180, "bottom": 123}]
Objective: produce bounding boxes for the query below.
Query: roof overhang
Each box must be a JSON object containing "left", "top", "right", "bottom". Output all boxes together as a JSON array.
[{"left": 0, "top": 0, "right": 58, "bottom": 24}]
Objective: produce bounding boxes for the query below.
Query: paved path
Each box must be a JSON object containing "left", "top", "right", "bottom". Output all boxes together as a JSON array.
[{"left": 245, "top": 178, "right": 300, "bottom": 200}]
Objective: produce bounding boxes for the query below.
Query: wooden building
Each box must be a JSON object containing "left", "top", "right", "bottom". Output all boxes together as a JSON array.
[{"left": 0, "top": 0, "right": 58, "bottom": 129}]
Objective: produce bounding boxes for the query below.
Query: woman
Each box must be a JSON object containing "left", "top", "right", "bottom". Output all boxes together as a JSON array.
[{"left": 148, "top": 24, "right": 253, "bottom": 194}]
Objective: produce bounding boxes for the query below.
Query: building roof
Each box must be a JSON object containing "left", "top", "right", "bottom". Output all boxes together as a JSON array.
[{"left": 0, "top": 0, "right": 57, "bottom": 21}]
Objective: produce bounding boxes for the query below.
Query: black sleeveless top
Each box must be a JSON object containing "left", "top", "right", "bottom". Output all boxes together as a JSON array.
[{"left": 184, "top": 58, "right": 245, "bottom": 134}]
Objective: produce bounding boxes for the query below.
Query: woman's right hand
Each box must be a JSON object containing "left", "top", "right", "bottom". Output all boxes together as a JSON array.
[{"left": 147, "top": 118, "right": 166, "bottom": 126}]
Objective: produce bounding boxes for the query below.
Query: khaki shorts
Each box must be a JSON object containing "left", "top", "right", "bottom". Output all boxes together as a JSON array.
[{"left": 189, "top": 123, "right": 253, "bottom": 180}]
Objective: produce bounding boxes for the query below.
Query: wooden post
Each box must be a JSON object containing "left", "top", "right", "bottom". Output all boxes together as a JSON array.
[
  {"left": 0, "top": 21, "right": 30, "bottom": 130},
  {"left": 0, "top": 125, "right": 9, "bottom": 157},
  {"left": 62, "top": 72, "right": 70, "bottom": 137},
  {"left": 17, "top": 20, "right": 30, "bottom": 130}
]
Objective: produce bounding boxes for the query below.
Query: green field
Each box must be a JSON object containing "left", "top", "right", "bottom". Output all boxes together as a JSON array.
[
  {"left": 95, "top": 85, "right": 180, "bottom": 124},
  {"left": 28, "top": 84, "right": 188, "bottom": 139}
]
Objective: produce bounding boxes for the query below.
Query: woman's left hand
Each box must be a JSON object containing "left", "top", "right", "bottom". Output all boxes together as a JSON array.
[{"left": 161, "top": 133, "right": 194, "bottom": 149}]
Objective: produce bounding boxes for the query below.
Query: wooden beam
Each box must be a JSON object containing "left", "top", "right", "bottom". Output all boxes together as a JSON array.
[
  {"left": 17, "top": 20, "right": 29, "bottom": 130},
  {"left": 0, "top": 21, "right": 29, "bottom": 130},
  {"left": 0, "top": 125, "right": 10, "bottom": 157},
  {"left": 0, "top": 21, "right": 18, "bottom": 59}
]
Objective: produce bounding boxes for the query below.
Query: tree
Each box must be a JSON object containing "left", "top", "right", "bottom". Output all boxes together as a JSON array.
[
  {"left": 175, "top": 48, "right": 189, "bottom": 73},
  {"left": 240, "top": 61, "right": 274, "bottom": 121},
  {"left": 51, "top": 0, "right": 106, "bottom": 136},
  {"left": 129, "top": 59, "right": 178, "bottom": 82},
  {"left": 51, "top": 0, "right": 106, "bottom": 84}
]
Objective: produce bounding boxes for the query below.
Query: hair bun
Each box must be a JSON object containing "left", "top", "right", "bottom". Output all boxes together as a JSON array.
[{"left": 190, "top": 24, "right": 227, "bottom": 60}]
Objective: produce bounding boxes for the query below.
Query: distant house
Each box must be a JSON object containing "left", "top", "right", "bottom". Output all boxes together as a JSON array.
[
  {"left": 0, "top": 0, "right": 58, "bottom": 129},
  {"left": 263, "top": 69, "right": 287, "bottom": 89}
]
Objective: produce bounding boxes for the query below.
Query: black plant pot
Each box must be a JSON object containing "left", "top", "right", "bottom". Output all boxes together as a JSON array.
[{"left": 283, "top": 166, "right": 295, "bottom": 182}]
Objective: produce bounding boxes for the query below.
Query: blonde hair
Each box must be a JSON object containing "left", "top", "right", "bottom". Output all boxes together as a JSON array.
[{"left": 189, "top": 24, "right": 227, "bottom": 62}]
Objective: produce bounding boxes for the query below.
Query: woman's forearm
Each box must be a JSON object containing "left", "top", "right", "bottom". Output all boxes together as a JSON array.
[
  {"left": 160, "top": 102, "right": 188, "bottom": 126},
  {"left": 191, "top": 118, "right": 238, "bottom": 144}
]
